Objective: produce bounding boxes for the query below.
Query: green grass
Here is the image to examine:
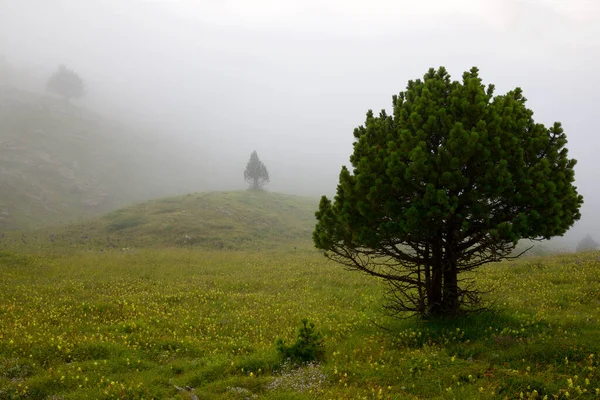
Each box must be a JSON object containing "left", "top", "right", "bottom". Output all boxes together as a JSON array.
[
  {"left": 1, "top": 244, "right": 600, "bottom": 399},
  {"left": 4, "top": 191, "right": 318, "bottom": 251}
]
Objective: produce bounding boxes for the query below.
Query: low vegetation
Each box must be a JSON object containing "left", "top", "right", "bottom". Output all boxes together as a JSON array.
[
  {"left": 1, "top": 244, "right": 600, "bottom": 399},
  {"left": 0, "top": 191, "right": 597, "bottom": 399},
  {"left": 3, "top": 191, "right": 317, "bottom": 251},
  {"left": 276, "top": 319, "right": 325, "bottom": 363}
]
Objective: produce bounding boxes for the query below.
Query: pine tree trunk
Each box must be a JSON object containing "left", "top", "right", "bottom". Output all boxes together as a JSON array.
[
  {"left": 428, "top": 267, "right": 443, "bottom": 315},
  {"left": 442, "top": 263, "right": 459, "bottom": 314},
  {"left": 427, "top": 241, "right": 444, "bottom": 315}
]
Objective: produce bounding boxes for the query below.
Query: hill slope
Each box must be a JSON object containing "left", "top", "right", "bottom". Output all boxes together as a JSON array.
[
  {"left": 0, "top": 85, "right": 205, "bottom": 231},
  {"left": 28, "top": 191, "right": 318, "bottom": 250}
]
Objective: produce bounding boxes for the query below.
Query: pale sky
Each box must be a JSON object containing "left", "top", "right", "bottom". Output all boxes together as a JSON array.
[{"left": 0, "top": 0, "right": 598, "bottom": 244}]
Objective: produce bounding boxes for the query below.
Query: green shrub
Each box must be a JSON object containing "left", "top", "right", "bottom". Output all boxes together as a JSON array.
[
  {"left": 2, "top": 358, "right": 34, "bottom": 379},
  {"left": 106, "top": 215, "right": 146, "bottom": 232},
  {"left": 276, "top": 319, "right": 324, "bottom": 363}
]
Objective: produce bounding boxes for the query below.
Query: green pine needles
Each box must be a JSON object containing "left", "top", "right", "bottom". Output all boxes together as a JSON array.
[
  {"left": 276, "top": 319, "right": 325, "bottom": 363},
  {"left": 314, "top": 66, "right": 583, "bottom": 317}
]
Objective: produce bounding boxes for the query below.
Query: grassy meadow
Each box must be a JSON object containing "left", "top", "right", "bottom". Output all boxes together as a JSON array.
[
  {"left": 1, "top": 245, "right": 600, "bottom": 399},
  {"left": 1, "top": 191, "right": 600, "bottom": 399},
  {"left": 0, "top": 191, "right": 318, "bottom": 252}
]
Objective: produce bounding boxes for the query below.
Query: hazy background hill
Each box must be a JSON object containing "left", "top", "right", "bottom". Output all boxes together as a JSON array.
[
  {"left": 0, "top": 84, "right": 210, "bottom": 231},
  {"left": 6, "top": 191, "right": 318, "bottom": 251}
]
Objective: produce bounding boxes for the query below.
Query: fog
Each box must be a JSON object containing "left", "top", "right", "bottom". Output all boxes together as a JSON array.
[{"left": 1, "top": 0, "right": 599, "bottom": 246}]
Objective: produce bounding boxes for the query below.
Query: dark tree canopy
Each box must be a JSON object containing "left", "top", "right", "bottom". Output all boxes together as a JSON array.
[
  {"left": 576, "top": 234, "right": 598, "bottom": 252},
  {"left": 244, "top": 150, "right": 270, "bottom": 190},
  {"left": 314, "top": 67, "right": 583, "bottom": 317},
  {"left": 46, "top": 64, "right": 85, "bottom": 100}
]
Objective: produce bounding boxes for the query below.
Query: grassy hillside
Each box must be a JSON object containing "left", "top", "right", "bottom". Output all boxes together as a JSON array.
[
  {"left": 9, "top": 190, "right": 318, "bottom": 251},
  {"left": 1, "top": 246, "right": 599, "bottom": 399},
  {"left": 0, "top": 85, "right": 205, "bottom": 232}
]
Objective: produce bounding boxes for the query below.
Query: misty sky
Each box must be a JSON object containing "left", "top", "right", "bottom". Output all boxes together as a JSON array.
[{"left": 0, "top": 0, "right": 599, "bottom": 243}]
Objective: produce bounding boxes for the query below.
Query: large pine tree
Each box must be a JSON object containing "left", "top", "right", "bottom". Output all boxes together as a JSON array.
[{"left": 314, "top": 67, "right": 583, "bottom": 317}]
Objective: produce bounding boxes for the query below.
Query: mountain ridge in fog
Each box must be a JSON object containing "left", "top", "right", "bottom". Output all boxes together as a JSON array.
[{"left": 0, "top": 78, "right": 213, "bottom": 231}]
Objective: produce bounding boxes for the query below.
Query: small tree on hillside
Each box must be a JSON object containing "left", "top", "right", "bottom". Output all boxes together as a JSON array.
[
  {"left": 576, "top": 234, "right": 599, "bottom": 252},
  {"left": 313, "top": 67, "right": 583, "bottom": 317},
  {"left": 46, "top": 64, "right": 85, "bottom": 101},
  {"left": 244, "top": 150, "right": 270, "bottom": 190}
]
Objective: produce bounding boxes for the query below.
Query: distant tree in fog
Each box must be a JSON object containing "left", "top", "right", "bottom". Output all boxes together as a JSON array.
[
  {"left": 244, "top": 151, "right": 270, "bottom": 190},
  {"left": 46, "top": 65, "right": 85, "bottom": 101},
  {"left": 576, "top": 234, "right": 599, "bottom": 252}
]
